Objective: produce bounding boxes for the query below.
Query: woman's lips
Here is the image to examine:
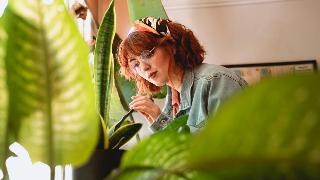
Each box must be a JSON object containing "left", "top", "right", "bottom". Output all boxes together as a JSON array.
[{"left": 148, "top": 71, "right": 157, "bottom": 79}]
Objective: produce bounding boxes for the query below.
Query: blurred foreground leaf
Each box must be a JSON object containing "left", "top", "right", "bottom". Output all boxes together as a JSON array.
[
  {"left": 0, "top": 20, "right": 8, "bottom": 169},
  {"left": 190, "top": 73, "right": 320, "bottom": 179},
  {"left": 0, "top": 0, "right": 98, "bottom": 167},
  {"left": 163, "top": 115, "right": 189, "bottom": 133}
]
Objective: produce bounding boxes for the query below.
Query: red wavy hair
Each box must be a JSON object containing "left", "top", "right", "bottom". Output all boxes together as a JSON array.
[{"left": 118, "top": 21, "right": 206, "bottom": 95}]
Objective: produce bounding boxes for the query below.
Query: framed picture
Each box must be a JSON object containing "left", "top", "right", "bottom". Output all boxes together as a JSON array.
[{"left": 223, "top": 60, "right": 318, "bottom": 85}]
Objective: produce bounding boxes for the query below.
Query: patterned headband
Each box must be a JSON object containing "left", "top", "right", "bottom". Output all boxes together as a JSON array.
[{"left": 128, "top": 16, "right": 171, "bottom": 37}]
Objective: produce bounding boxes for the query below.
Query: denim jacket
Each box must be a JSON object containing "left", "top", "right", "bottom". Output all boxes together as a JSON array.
[{"left": 150, "top": 63, "right": 247, "bottom": 132}]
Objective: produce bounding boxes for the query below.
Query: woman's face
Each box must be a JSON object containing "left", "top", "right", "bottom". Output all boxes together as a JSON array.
[{"left": 128, "top": 46, "right": 173, "bottom": 86}]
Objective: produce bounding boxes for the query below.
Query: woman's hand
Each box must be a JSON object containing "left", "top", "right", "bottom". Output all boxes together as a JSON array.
[{"left": 129, "top": 95, "right": 161, "bottom": 124}]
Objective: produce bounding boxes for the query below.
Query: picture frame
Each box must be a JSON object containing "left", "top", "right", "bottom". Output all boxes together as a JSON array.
[{"left": 223, "top": 60, "right": 318, "bottom": 85}]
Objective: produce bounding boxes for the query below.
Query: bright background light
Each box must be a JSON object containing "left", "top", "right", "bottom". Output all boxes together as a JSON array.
[
  {"left": 0, "top": 0, "right": 8, "bottom": 17},
  {"left": 5, "top": 142, "right": 73, "bottom": 180},
  {"left": 0, "top": 168, "right": 3, "bottom": 179}
]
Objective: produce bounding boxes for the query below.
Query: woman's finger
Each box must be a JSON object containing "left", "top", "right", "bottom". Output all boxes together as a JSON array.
[
  {"left": 130, "top": 95, "right": 150, "bottom": 102},
  {"left": 130, "top": 95, "right": 160, "bottom": 122},
  {"left": 130, "top": 99, "right": 153, "bottom": 108},
  {"left": 133, "top": 105, "right": 160, "bottom": 120}
]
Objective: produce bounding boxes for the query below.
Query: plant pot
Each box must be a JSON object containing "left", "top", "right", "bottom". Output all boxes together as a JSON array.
[{"left": 73, "top": 149, "right": 125, "bottom": 180}]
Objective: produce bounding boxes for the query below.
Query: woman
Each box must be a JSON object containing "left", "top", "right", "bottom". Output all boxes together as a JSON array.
[{"left": 118, "top": 17, "right": 247, "bottom": 132}]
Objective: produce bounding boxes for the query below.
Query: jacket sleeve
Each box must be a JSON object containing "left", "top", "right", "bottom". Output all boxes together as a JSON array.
[
  {"left": 149, "top": 91, "right": 173, "bottom": 132},
  {"left": 149, "top": 112, "right": 173, "bottom": 132}
]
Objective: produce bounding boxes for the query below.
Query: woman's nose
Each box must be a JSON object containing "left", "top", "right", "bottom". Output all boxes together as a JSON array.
[{"left": 140, "top": 61, "right": 151, "bottom": 71}]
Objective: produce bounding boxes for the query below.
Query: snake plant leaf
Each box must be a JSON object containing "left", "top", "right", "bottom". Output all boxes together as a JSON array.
[
  {"left": 190, "top": 74, "right": 320, "bottom": 179},
  {"left": 115, "top": 130, "right": 192, "bottom": 180},
  {"left": 109, "top": 123, "right": 142, "bottom": 149},
  {"left": 109, "top": 78, "right": 127, "bottom": 127},
  {"left": 99, "top": 115, "right": 109, "bottom": 150},
  {"left": 0, "top": 21, "right": 9, "bottom": 169},
  {"left": 108, "top": 109, "right": 133, "bottom": 138},
  {"left": 112, "top": 109, "right": 134, "bottom": 134},
  {"left": 95, "top": 0, "right": 129, "bottom": 128},
  {"left": 1, "top": 0, "right": 98, "bottom": 166},
  {"left": 94, "top": 0, "right": 118, "bottom": 124},
  {"left": 127, "top": 0, "right": 168, "bottom": 23}
]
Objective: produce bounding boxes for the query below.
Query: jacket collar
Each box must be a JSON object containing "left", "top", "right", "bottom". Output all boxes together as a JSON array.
[
  {"left": 179, "top": 67, "right": 194, "bottom": 110},
  {"left": 163, "top": 68, "right": 194, "bottom": 114}
]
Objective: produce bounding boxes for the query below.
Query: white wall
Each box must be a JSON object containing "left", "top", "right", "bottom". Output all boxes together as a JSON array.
[{"left": 162, "top": 0, "right": 320, "bottom": 66}]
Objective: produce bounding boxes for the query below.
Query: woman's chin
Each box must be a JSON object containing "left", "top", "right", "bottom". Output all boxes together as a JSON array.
[{"left": 151, "top": 80, "right": 165, "bottom": 87}]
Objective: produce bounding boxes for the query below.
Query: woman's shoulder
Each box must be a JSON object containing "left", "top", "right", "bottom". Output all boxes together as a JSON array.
[
  {"left": 192, "top": 63, "right": 248, "bottom": 88},
  {"left": 193, "top": 63, "right": 238, "bottom": 80}
]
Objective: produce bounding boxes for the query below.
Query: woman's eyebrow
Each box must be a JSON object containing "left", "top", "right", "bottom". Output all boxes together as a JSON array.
[{"left": 128, "top": 58, "right": 136, "bottom": 62}]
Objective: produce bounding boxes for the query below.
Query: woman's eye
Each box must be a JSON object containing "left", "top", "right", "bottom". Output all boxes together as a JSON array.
[
  {"left": 144, "top": 53, "right": 153, "bottom": 59},
  {"left": 130, "top": 60, "right": 139, "bottom": 69},
  {"left": 133, "top": 62, "right": 139, "bottom": 68}
]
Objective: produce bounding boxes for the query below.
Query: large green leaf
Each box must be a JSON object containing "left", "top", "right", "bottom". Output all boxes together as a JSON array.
[
  {"left": 0, "top": 21, "right": 8, "bottom": 170},
  {"left": 114, "top": 131, "right": 192, "bottom": 179},
  {"left": 190, "top": 73, "right": 320, "bottom": 179},
  {"left": 1, "top": 0, "right": 98, "bottom": 166},
  {"left": 127, "top": 0, "right": 168, "bottom": 23}
]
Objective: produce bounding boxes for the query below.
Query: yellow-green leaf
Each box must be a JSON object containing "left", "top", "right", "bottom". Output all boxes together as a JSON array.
[{"left": 1, "top": 0, "right": 99, "bottom": 166}]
